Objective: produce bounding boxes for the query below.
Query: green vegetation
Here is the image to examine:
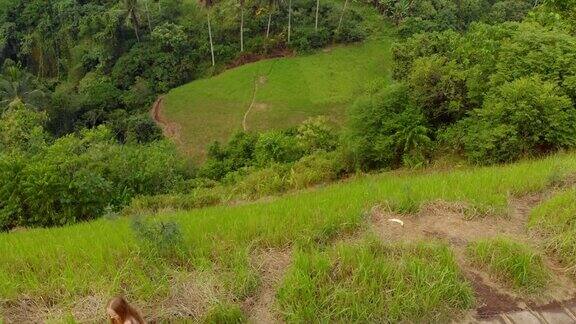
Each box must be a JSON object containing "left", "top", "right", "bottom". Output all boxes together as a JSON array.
[
  {"left": 163, "top": 38, "right": 393, "bottom": 158},
  {"left": 529, "top": 189, "right": 576, "bottom": 276},
  {"left": 0, "top": 106, "right": 188, "bottom": 230},
  {"left": 278, "top": 237, "right": 474, "bottom": 322},
  {"left": 1, "top": 152, "right": 574, "bottom": 321},
  {"left": 467, "top": 237, "right": 549, "bottom": 293},
  {"left": 2, "top": 0, "right": 576, "bottom": 321}
]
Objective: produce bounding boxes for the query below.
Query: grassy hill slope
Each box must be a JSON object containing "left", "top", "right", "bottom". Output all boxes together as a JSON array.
[
  {"left": 2, "top": 152, "right": 576, "bottom": 322},
  {"left": 162, "top": 38, "right": 393, "bottom": 159}
]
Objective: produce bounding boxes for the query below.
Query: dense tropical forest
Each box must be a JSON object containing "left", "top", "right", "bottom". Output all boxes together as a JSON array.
[{"left": 1, "top": 0, "right": 576, "bottom": 322}]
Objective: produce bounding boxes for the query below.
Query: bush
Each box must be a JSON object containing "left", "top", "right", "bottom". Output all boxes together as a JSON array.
[
  {"left": 255, "top": 130, "right": 304, "bottom": 166},
  {"left": 346, "top": 83, "right": 432, "bottom": 171},
  {"left": 234, "top": 164, "right": 291, "bottom": 199},
  {"left": 296, "top": 116, "right": 338, "bottom": 154},
  {"left": 457, "top": 76, "right": 576, "bottom": 164},
  {"left": 289, "top": 151, "right": 345, "bottom": 189},
  {"left": 0, "top": 126, "right": 190, "bottom": 230}
]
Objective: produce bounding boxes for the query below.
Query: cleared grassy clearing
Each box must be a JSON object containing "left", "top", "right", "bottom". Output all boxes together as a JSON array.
[
  {"left": 278, "top": 236, "right": 474, "bottom": 323},
  {"left": 529, "top": 188, "right": 576, "bottom": 276},
  {"left": 1, "top": 152, "right": 575, "bottom": 321},
  {"left": 466, "top": 237, "right": 549, "bottom": 293},
  {"left": 162, "top": 38, "right": 393, "bottom": 159}
]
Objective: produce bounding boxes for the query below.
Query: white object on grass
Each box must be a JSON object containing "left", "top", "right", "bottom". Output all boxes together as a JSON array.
[{"left": 387, "top": 218, "right": 404, "bottom": 226}]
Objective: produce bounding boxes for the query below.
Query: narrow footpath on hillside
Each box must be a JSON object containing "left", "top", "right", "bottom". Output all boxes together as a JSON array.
[{"left": 150, "top": 96, "right": 183, "bottom": 145}]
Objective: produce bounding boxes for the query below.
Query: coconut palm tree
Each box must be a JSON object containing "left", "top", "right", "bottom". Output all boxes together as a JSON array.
[
  {"left": 239, "top": 0, "right": 245, "bottom": 51},
  {"left": 0, "top": 66, "right": 45, "bottom": 110},
  {"left": 143, "top": 0, "right": 153, "bottom": 32},
  {"left": 123, "top": 0, "right": 141, "bottom": 42},
  {"left": 315, "top": 0, "right": 320, "bottom": 31},
  {"left": 287, "top": 0, "right": 292, "bottom": 43},
  {"left": 336, "top": 0, "right": 348, "bottom": 32},
  {"left": 264, "top": 0, "right": 280, "bottom": 38},
  {"left": 200, "top": 0, "right": 216, "bottom": 66}
]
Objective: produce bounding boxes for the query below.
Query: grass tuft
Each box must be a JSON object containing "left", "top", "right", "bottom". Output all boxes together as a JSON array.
[
  {"left": 277, "top": 236, "right": 474, "bottom": 323},
  {"left": 202, "top": 303, "right": 246, "bottom": 324},
  {"left": 528, "top": 188, "right": 576, "bottom": 276},
  {"left": 466, "top": 237, "right": 549, "bottom": 293}
]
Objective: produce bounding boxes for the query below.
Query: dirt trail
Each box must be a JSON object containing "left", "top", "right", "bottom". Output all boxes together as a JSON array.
[
  {"left": 243, "top": 248, "right": 292, "bottom": 324},
  {"left": 150, "top": 96, "right": 183, "bottom": 145},
  {"left": 370, "top": 192, "right": 576, "bottom": 323}
]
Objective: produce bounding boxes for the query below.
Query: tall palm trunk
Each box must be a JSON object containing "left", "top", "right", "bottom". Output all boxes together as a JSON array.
[
  {"left": 240, "top": 2, "right": 244, "bottom": 51},
  {"left": 266, "top": 8, "right": 272, "bottom": 38},
  {"left": 315, "top": 0, "right": 320, "bottom": 31},
  {"left": 287, "top": 0, "right": 292, "bottom": 43},
  {"left": 207, "top": 9, "right": 215, "bottom": 66},
  {"left": 130, "top": 10, "right": 140, "bottom": 42},
  {"left": 144, "top": 0, "right": 153, "bottom": 32},
  {"left": 337, "top": 0, "right": 348, "bottom": 32}
]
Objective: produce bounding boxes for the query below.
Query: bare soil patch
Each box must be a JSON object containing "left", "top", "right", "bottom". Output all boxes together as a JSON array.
[
  {"left": 2, "top": 294, "right": 106, "bottom": 323},
  {"left": 227, "top": 48, "right": 294, "bottom": 70},
  {"left": 243, "top": 248, "right": 292, "bottom": 324},
  {"left": 370, "top": 194, "right": 576, "bottom": 320}
]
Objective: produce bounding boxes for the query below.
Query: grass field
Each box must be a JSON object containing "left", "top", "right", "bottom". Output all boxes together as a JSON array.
[
  {"left": 162, "top": 38, "right": 393, "bottom": 159},
  {"left": 1, "top": 152, "right": 576, "bottom": 322}
]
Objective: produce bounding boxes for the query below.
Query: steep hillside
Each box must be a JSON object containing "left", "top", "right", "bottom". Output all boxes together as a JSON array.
[
  {"left": 2, "top": 152, "right": 576, "bottom": 322},
  {"left": 161, "top": 38, "right": 393, "bottom": 159}
]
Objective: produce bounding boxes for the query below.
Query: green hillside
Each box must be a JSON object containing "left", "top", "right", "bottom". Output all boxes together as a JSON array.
[
  {"left": 2, "top": 152, "right": 576, "bottom": 322},
  {"left": 163, "top": 38, "right": 393, "bottom": 159}
]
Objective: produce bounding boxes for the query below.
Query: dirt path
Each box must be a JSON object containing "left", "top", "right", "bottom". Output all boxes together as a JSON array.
[
  {"left": 370, "top": 193, "right": 576, "bottom": 323},
  {"left": 242, "top": 76, "right": 262, "bottom": 131},
  {"left": 150, "top": 96, "right": 183, "bottom": 145},
  {"left": 243, "top": 248, "right": 292, "bottom": 324}
]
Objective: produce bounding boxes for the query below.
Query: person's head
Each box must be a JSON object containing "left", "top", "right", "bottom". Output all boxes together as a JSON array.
[{"left": 107, "top": 296, "right": 145, "bottom": 324}]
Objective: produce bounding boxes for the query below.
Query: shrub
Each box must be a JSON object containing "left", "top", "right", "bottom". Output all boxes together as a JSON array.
[
  {"left": 289, "top": 151, "right": 345, "bottom": 189},
  {"left": 0, "top": 126, "right": 190, "bottom": 230},
  {"left": 255, "top": 130, "right": 303, "bottom": 166},
  {"left": 296, "top": 116, "right": 338, "bottom": 154},
  {"left": 234, "top": 164, "right": 291, "bottom": 199},
  {"left": 407, "top": 55, "right": 468, "bottom": 126},
  {"left": 346, "top": 83, "right": 432, "bottom": 171},
  {"left": 458, "top": 76, "right": 576, "bottom": 164}
]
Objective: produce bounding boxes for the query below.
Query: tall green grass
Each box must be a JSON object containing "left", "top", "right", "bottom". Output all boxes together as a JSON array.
[
  {"left": 0, "top": 153, "right": 575, "bottom": 316},
  {"left": 278, "top": 236, "right": 474, "bottom": 322},
  {"left": 529, "top": 188, "right": 576, "bottom": 276},
  {"left": 467, "top": 237, "right": 549, "bottom": 293}
]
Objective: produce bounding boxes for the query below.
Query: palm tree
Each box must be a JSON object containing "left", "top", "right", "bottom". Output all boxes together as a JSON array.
[
  {"left": 123, "top": 0, "right": 141, "bottom": 42},
  {"left": 265, "top": 0, "right": 280, "bottom": 38},
  {"left": 239, "top": 0, "right": 245, "bottom": 52},
  {"left": 200, "top": 0, "right": 216, "bottom": 66},
  {"left": 336, "top": 0, "right": 349, "bottom": 32},
  {"left": 315, "top": 0, "right": 320, "bottom": 31},
  {"left": 287, "top": 0, "right": 292, "bottom": 43},
  {"left": 143, "top": 0, "right": 153, "bottom": 32},
  {"left": 0, "top": 66, "right": 45, "bottom": 110}
]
